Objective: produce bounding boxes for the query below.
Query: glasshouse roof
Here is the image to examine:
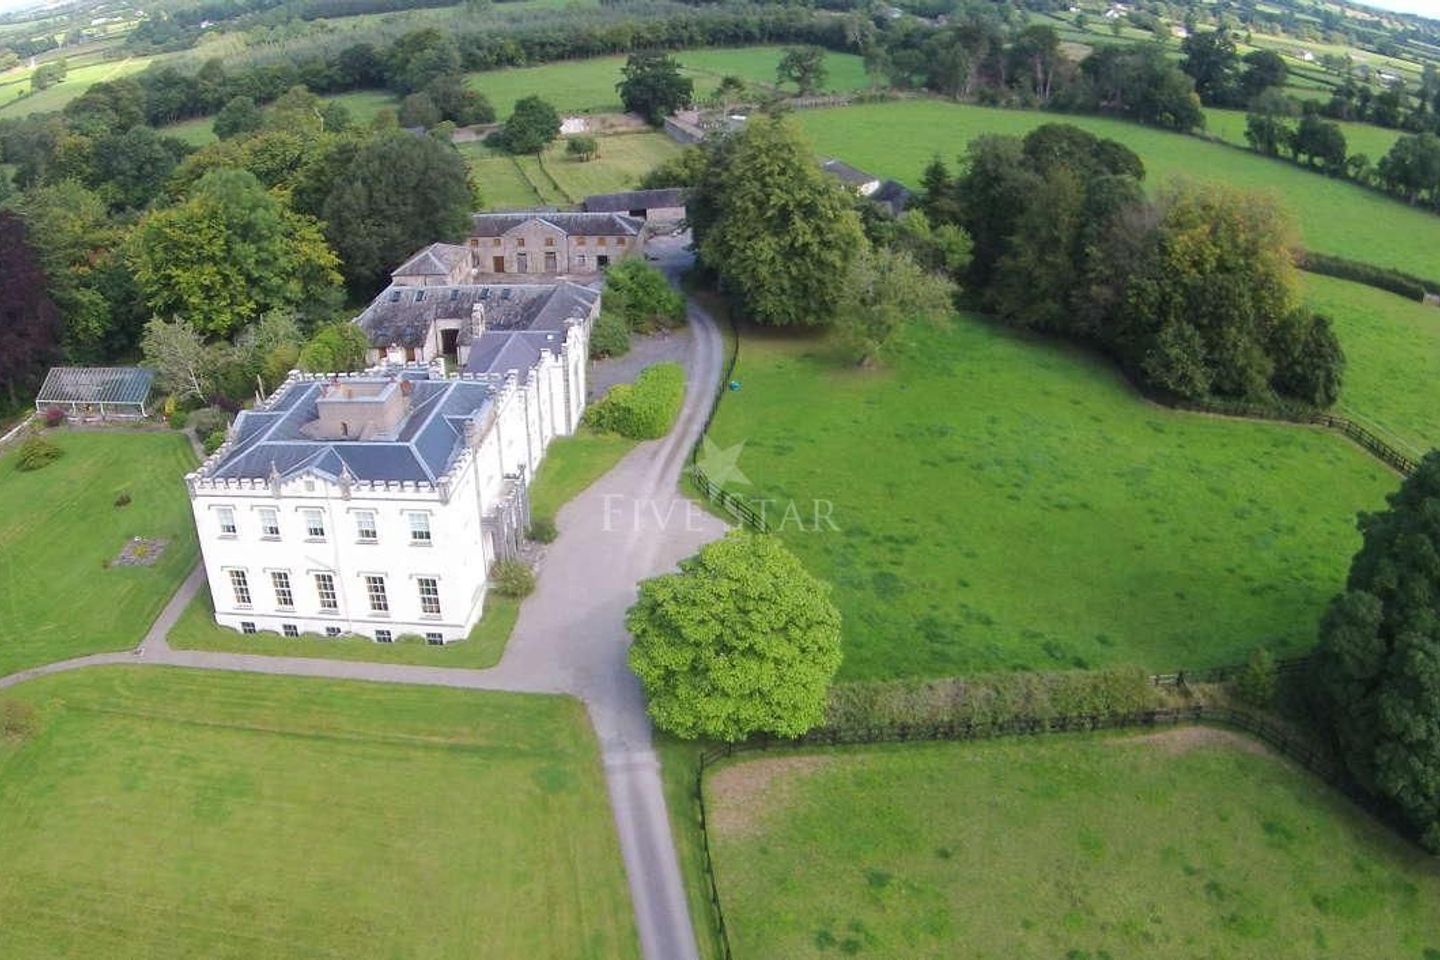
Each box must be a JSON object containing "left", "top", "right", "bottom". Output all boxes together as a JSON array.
[{"left": 35, "top": 367, "right": 155, "bottom": 408}]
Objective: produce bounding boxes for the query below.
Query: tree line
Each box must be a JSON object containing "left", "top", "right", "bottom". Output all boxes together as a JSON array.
[{"left": 0, "top": 85, "right": 475, "bottom": 416}]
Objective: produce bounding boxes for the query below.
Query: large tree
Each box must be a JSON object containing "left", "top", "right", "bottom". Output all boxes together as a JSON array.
[
  {"left": 0, "top": 212, "right": 61, "bottom": 409},
  {"left": 130, "top": 168, "right": 342, "bottom": 338},
  {"left": 777, "top": 45, "right": 827, "bottom": 95},
  {"left": 627, "top": 531, "right": 843, "bottom": 742},
  {"left": 617, "top": 52, "right": 694, "bottom": 125},
  {"left": 691, "top": 116, "right": 866, "bottom": 326},
  {"left": 1313, "top": 452, "right": 1440, "bottom": 851},
  {"left": 834, "top": 246, "right": 956, "bottom": 365},
  {"left": 497, "top": 95, "right": 560, "bottom": 154},
  {"left": 321, "top": 129, "right": 473, "bottom": 292},
  {"left": 1180, "top": 28, "right": 1240, "bottom": 105}
]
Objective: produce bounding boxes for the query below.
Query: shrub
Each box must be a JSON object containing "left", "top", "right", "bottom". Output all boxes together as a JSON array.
[
  {"left": 203, "top": 429, "right": 227, "bottom": 454},
  {"left": 42, "top": 406, "right": 65, "bottom": 427},
  {"left": 114, "top": 491, "right": 132, "bottom": 508},
  {"left": 589, "top": 310, "right": 631, "bottom": 359},
  {"left": 189, "top": 406, "right": 231, "bottom": 437},
  {"left": 566, "top": 135, "right": 599, "bottom": 161},
  {"left": 1233, "top": 647, "right": 1277, "bottom": 708},
  {"left": 493, "top": 559, "right": 536, "bottom": 597},
  {"left": 584, "top": 363, "right": 684, "bottom": 439},
  {"left": 603, "top": 259, "right": 685, "bottom": 331},
  {"left": 168, "top": 408, "right": 189, "bottom": 430},
  {"left": 1295, "top": 250, "right": 1433, "bottom": 302},
  {"left": 528, "top": 516, "right": 558, "bottom": 543},
  {"left": 15, "top": 434, "right": 63, "bottom": 472}
]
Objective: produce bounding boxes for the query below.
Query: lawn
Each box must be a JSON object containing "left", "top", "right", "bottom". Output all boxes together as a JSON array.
[
  {"left": 0, "top": 667, "right": 637, "bottom": 959},
  {"left": 0, "top": 430, "right": 198, "bottom": 678},
  {"left": 166, "top": 585, "right": 520, "bottom": 668},
  {"left": 529, "top": 427, "right": 640, "bottom": 526},
  {"left": 705, "top": 317, "right": 1395, "bottom": 679},
  {"left": 797, "top": 100, "right": 1440, "bottom": 279},
  {"left": 705, "top": 732, "right": 1440, "bottom": 959},
  {"left": 1303, "top": 273, "right": 1440, "bottom": 457}
]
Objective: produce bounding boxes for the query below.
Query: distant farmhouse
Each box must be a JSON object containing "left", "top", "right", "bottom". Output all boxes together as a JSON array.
[
  {"left": 187, "top": 206, "right": 628, "bottom": 645},
  {"left": 820, "top": 158, "right": 912, "bottom": 217}
]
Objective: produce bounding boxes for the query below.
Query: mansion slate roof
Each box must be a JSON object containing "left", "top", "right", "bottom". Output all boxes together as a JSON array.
[
  {"left": 582, "top": 188, "right": 688, "bottom": 213},
  {"left": 354, "top": 282, "right": 600, "bottom": 352},
  {"left": 207, "top": 374, "right": 492, "bottom": 484},
  {"left": 470, "top": 211, "right": 643, "bottom": 238},
  {"left": 392, "top": 243, "right": 469, "bottom": 278}
]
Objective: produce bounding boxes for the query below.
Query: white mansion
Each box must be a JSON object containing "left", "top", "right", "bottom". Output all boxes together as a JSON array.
[{"left": 186, "top": 232, "right": 607, "bottom": 643}]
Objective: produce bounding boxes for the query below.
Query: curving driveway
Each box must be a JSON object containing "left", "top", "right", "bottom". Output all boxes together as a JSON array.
[{"left": 0, "top": 237, "right": 728, "bottom": 960}]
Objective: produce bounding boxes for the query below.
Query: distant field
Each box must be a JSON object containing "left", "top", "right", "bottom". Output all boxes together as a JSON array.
[
  {"left": 0, "top": 431, "right": 197, "bottom": 677},
  {"left": 1304, "top": 273, "right": 1440, "bottom": 457},
  {"left": 706, "top": 317, "right": 1393, "bottom": 679},
  {"left": 0, "top": 54, "right": 151, "bottom": 117},
  {"left": 708, "top": 732, "right": 1440, "bottom": 959},
  {"left": 798, "top": 100, "right": 1440, "bottom": 279},
  {"left": 0, "top": 668, "right": 637, "bottom": 959},
  {"left": 1202, "top": 106, "right": 1404, "bottom": 160}
]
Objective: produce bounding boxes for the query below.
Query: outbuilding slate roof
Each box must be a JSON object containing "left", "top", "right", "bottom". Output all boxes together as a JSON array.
[
  {"left": 821, "top": 157, "right": 879, "bottom": 186},
  {"left": 582, "top": 188, "right": 688, "bottom": 213},
  {"left": 354, "top": 282, "right": 600, "bottom": 350},
  {"left": 392, "top": 243, "right": 470, "bottom": 278},
  {"left": 207, "top": 374, "right": 493, "bottom": 483},
  {"left": 470, "top": 211, "right": 643, "bottom": 238},
  {"left": 36, "top": 366, "right": 153, "bottom": 408}
]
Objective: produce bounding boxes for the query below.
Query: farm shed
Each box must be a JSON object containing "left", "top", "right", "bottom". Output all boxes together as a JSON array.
[{"left": 35, "top": 366, "right": 155, "bottom": 420}]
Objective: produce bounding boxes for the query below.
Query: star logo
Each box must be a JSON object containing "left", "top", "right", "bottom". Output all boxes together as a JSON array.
[{"left": 695, "top": 437, "right": 751, "bottom": 488}]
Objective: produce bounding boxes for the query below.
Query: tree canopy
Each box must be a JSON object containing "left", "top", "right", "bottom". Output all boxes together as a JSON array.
[
  {"left": 0, "top": 212, "right": 61, "bottom": 409},
  {"left": 497, "top": 95, "right": 560, "bottom": 154},
  {"left": 320, "top": 129, "right": 473, "bottom": 292},
  {"left": 627, "top": 530, "right": 843, "bottom": 742},
  {"left": 691, "top": 115, "right": 865, "bottom": 327},
  {"left": 617, "top": 52, "right": 694, "bottom": 125},
  {"left": 129, "top": 168, "right": 342, "bottom": 338},
  {"left": 1313, "top": 452, "right": 1440, "bottom": 851}
]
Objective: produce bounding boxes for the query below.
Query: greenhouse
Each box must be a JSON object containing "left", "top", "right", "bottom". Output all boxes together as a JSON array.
[{"left": 34, "top": 367, "right": 155, "bottom": 420}]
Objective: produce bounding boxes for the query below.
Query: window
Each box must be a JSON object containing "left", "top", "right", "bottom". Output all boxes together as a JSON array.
[
  {"left": 365, "top": 575, "right": 389, "bottom": 614},
  {"left": 576, "top": 236, "right": 586, "bottom": 246},
  {"left": 491, "top": 238, "right": 501, "bottom": 247},
  {"left": 517, "top": 238, "right": 526, "bottom": 248},
  {"left": 426, "top": 632, "right": 444, "bottom": 645},
  {"left": 597, "top": 237, "right": 607, "bottom": 247},
  {"left": 325, "top": 627, "right": 342, "bottom": 637},
  {"left": 271, "top": 571, "right": 294, "bottom": 609},
  {"left": 576, "top": 254, "right": 587, "bottom": 268},
  {"left": 229, "top": 569, "right": 252, "bottom": 607},
  {"left": 217, "top": 506, "right": 237, "bottom": 536},
  {"left": 417, "top": 577, "right": 441, "bottom": 616},
  {"left": 303, "top": 509, "right": 325, "bottom": 539},
  {"left": 375, "top": 629, "right": 393, "bottom": 643},
  {"left": 408, "top": 512, "right": 431, "bottom": 544},
  {"left": 282, "top": 623, "right": 299, "bottom": 637},
  {"left": 315, "top": 573, "right": 338, "bottom": 611},
  {"left": 544, "top": 237, "right": 555, "bottom": 247},
  {"left": 259, "top": 507, "right": 280, "bottom": 539},
  {"left": 241, "top": 621, "right": 256, "bottom": 634},
  {"left": 355, "top": 510, "right": 377, "bottom": 542}
]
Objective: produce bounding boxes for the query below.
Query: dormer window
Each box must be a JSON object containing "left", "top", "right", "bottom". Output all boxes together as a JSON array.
[
  {"left": 415, "top": 290, "right": 425, "bottom": 302},
  {"left": 450, "top": 289, "right": 459, "bottom": 301},
  {"left": 389, "top": 290, "right": 401, "bottom": 302}
]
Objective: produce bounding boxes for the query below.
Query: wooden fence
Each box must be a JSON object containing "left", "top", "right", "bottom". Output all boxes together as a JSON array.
[{"left": 689, "top": 309, "right": 769, "bottom": 532}]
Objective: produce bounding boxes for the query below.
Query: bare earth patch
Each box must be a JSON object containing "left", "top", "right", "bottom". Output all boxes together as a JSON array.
[
  {"left": 707, "top": 755, "right": 834, "bottom": 840},
  {"left": 112, "top": 536, "right": 169, "bottom": 567},
  {"left": 1114, "top": 725, "right": 1270, "bottom": 757}
]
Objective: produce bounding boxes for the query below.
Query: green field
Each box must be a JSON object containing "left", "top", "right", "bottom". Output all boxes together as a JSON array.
[
  {"left": 0, "top": 54, "right": 151, "bottom": 117},
  {"left": 465, "top": 132, "right": 681, "bottom": 208},
  {"left": 706, "top": 732, "right": 1440, "bottom": 959},
  {"left": 0, "top": 667, "right": 637, "bottom": 959},
  {"left": 797, "top": 100, "right": 1440, "bottom": 279},
  {"left": 0, "top": 431, "right": 198, "bottom": 677},
  {"left": 167, "top": 586, "right": 521, "bottom": 667},
  {"left": 706, "top": 317, "right": 1394, "bottom": 679},
  {"left": 1303, "top": 274, "right": 1440, "bottom": 457}
]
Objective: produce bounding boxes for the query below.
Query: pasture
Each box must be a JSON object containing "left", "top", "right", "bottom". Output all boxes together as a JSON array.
[
  {"left": 797, "top": 100, "right": 1440, "bottom": 280},
  {"left": 465, "top": 132, "right": 681, "bottom": 208},
  {"left": 704, "top": 317, "right": 1394, "bottom": 680},
  {"left": 0, "top": 667, "right": 637, "bottom": 959},
  {"left": 1303, "top": 273, "right": 1440, "bottom": 457},
  {"left": 0, "top": 431, "right": 197, "bottom": 677},
  {"left": 0, "top": 53, "right": 151, "bottom": 117},
  {"left": 1202, "top": 106, "right": 1403, "bottom": 160},
  {"left": 706, "top": 732, "right": 1440, "bottom": 959}
]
